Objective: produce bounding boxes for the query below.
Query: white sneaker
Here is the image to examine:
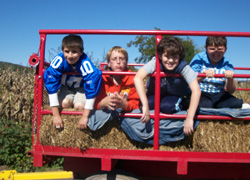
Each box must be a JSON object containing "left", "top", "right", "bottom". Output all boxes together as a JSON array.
[{"left": 242, "top": 103, "right": 250, "bottom": 109}]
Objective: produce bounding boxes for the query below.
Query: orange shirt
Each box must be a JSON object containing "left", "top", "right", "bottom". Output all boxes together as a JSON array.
[{"left": 95, "top": 69, "right": 140, "bottom": 112}]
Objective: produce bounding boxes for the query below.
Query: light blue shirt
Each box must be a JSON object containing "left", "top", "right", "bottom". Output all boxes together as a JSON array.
[{"left": 190, "top": 51, "right": 234, "bottom": 93}]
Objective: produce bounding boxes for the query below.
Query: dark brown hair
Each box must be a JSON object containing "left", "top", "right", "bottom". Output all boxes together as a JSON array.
[
  {"left": 157, "top": 37, "right": 185, "bottom": 60},
  {"left": 205, "top": 36, "right": 227, "bottom": 48},
  {"left": 62, "top": 34, "right": 84, "bottom": 52}
]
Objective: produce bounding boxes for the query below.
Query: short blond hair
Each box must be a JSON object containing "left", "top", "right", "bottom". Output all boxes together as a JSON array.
[{"left": 106, "top": 46, "right": 128, "bottom": 63}]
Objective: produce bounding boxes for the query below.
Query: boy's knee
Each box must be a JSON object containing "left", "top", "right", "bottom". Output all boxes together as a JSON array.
[
  {"left": 61, "top": 98, "right": 73, "bottom": 108},
  {"left": 160, "top": 103, "right": 176, "bottom": 114},
  {"left": 74, "top": 103, "right": 85, "bottom": 110},
  {"left": 199, "top": 100, "right": 213, "bottom": 108}
]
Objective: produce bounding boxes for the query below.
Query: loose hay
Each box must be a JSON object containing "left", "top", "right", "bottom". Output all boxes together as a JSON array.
[
  {"left": 193, "top": 120, "right": 250, "bottom": 153},
  {"left": 40, "top": 115, "right": 92, "bottom": 150},
  {"left": 39, "top": 114, "right": 250, "bottom": 152}
]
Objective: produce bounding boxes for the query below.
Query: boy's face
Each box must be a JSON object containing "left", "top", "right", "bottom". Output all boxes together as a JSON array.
[
  {"left": 63, "top": 46, "right": 83, "bottom": 65},
  {"left": 206, "top": 45, "right": 226, "bottom": 65},
  {"left": 108, "top": 50, "right": 127, "bottom": 72},
  {"left": 160, "top": 51, "right": 179, "bottom": 71}
]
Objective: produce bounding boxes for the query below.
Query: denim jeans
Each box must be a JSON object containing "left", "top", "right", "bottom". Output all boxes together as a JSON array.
[
  {"left": 118, "top": 109, "right": 200, "bottom": 145},
  {"left": 87, "top": 108, "right": 122, "bottom": 131},
  {"left": 198, "top": 107, "right": 250, "bottom": 118}
]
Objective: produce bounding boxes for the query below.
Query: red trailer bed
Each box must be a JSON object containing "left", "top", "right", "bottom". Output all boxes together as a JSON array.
[{"left": 29, "top": 29, "right": 250, "bottom": 179}]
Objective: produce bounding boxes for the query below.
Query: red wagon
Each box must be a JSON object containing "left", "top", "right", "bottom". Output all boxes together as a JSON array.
[{"left": 29, "top": 29, "right": 250, "bottom": 179}]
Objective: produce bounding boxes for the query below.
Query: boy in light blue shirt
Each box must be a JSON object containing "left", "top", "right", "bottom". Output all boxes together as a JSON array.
[{"left": 190, "top": 36, "right": 248, "bottom": 109}]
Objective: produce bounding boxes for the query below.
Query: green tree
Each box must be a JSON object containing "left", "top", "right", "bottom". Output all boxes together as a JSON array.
[
  {"left": 127, "top": 28, "right": 201, "bottom": 64},
  {"left": 127, "top": 35, "right": 156, "bottom": 64}
]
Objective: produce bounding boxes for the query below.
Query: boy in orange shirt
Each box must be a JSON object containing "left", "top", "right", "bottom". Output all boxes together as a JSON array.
[{"left": 95, "top": 46, "right": 140, "bottom": 112}]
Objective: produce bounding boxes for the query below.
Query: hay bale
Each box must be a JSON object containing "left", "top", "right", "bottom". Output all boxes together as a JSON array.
[
  {"left": 39, "top": 115, "right": 92, "bottom": 149},
  {"left": 192, "top": 120, "right": 250, "bottom": 153},
  {"left": 39, "top": 115, "right": 196, "bottom": 151},
  {"left": 39, "top": 114, "right": 250, "bottom": 152}
]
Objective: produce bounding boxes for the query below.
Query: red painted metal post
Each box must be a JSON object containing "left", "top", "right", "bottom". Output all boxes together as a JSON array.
[
  {"left": 101, "top": 157, "right": 112, "bottom": 171},
  {"left": 36, "top": 34, "right": 46, "bottom": 146},
  {"left": 100, "top": 63, "right": 105, "bottom": 71},
  {"left": 32, "top": 72, "right": 39, "bottom": 150},
  {"left": 33, "top": 152, "right": 43, "bottom": 167},
  {"left": 177, "top": 160, "right": 188, "bottom": 175},
  {"left": 153, "top": 35, "right": 162, "bottom": 150}
]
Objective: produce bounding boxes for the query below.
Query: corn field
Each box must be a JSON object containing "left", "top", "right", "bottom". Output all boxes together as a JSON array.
[{"left": 0, "top": 65, "right": 35, "bottom": 123}]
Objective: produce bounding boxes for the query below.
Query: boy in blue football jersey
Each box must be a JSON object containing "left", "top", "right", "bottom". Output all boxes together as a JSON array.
[{"left": 44, "top": 34, "right": 102, "bottom": 129}]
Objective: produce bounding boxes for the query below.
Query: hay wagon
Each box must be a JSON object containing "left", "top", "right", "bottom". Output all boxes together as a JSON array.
[{"left": 28, "top": 29, "right": 250, "bottom": 179}]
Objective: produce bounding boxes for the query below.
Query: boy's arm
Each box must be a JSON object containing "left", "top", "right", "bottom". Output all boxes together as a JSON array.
[
  {"left": 78, "top": 98, "right": 96, "bottom": 129},
  {"left": 48, "top": 93, "right": 64, "bottom": 128},
  {"left": 78, "top": 61, "right": 102, "bottom": 128},
  {"left": 196, "top": 76, "right": 205, "bottom": 83},
  {"left": 134, "top": 68, "right": 150, "bottom": 123},
  {"left": 43, "top": 63, "right": 63, "bottom": 95},
  {"left": 78, "top": 108, "right": 91, "bottom": 129},
  {"left": 94, "top": 80, "right": 107, "bottom": 110},
  {"left": 123, "top": 87, "right": 140, "bottom": 112},
  {"left": 225, "top": 70, "right": 236, "bottom": 94},
  {"left": 51, "top": 106, "right": 64, "bottom": 128},
  {"left": 190, "top": 55, "right": 205, "bottom": 82},
  {"left": 184, "top": 79, "right": 201, "bottom": 136},
  {"left": 118, "top": 75, "right": 140, "bottom": 112}
]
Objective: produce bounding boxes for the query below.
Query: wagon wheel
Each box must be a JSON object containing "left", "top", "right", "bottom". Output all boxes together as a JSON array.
[{"left": 85, "top": 169, "right": 140, "bottom": 180}]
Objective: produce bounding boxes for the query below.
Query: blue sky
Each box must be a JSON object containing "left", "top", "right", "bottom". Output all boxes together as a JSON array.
[{"left": 1, "top": 0, "right": 250, "bottom": 74}]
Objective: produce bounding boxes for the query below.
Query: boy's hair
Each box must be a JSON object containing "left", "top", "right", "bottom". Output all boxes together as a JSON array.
[
  {"left": 62, "top": 34, "right": 84, "bottom": 52},
  {"left": 157, "top": 37, "right": 185, "bottom": 60},
  {"left": 205, "top": 36, "right": 227, "bottom": 48},
  {"left": 106, "top": 46, "right": 128, "bottom": 63}
]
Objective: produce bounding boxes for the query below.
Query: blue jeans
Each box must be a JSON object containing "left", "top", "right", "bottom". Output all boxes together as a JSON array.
[
  {"left": 87, "top": 109, "right": 122, "bottom": 131},
  {"left": 198, "top": 107, "right": 250, "bottom": 118},
  {"left": 118, "top": 109, "right": 200, "bottom": 145},
  {"left": 199, "top": 91, "right": 243, "bottom": 108}
]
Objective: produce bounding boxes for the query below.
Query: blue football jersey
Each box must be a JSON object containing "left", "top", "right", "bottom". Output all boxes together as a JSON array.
[{"left": 44, "top": 52, "right": 102, "bottom": 99}]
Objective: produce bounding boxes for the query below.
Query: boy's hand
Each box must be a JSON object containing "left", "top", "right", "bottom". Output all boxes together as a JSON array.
[
  {"left": 184, "top": 117, "right": 194, "bottom": 136},
  {"left": 78, "top": 108, "right": 91, "bottom": 129},
  {"left": 53, "top": 115, "right": 64, "bottom": 129},
  {"left": 141, "top": 105, "right": 150, "bottom": 123},
  {"left": 113, "top": 92, "right": 127, "bottom": 109},
  {"left": 224, "top": 70, "right": 234, "bottom": 79},
  {"left": 78, "top": 116, "right": 88, "bottom": 129},
  {"left": 204, "top": 69, "right": 215, "bottom": 78},
  {"left": 101, "top": 94, "right": 117, "bottom": 110}
]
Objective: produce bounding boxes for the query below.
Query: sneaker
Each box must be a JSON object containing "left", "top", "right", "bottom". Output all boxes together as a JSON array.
[{"left": 242, "top": 103, "right": 250, "bottom": 109}]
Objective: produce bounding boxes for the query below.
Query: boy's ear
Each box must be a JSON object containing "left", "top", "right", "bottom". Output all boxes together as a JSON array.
[
  {"left": 108, "top": 61, "right": 111, "bottom": 68},
  {"left": 157, "top": 54, "right": 162, "bottom": 61}
]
